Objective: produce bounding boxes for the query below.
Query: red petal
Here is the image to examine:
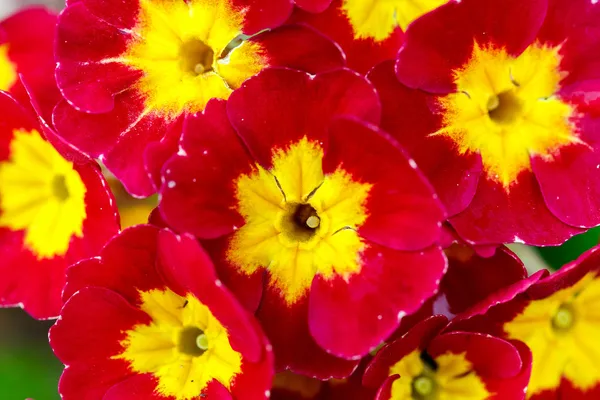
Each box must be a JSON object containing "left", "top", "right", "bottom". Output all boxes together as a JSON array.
[
  {"left": 144, "top": 117, "right": 183, "bottom": 192},
  {"left": 251, "top": 24, "right": 345, "bottom": 74},
  {"left": 439, "top": 245, "right": 527, "bottom": 317},
  {"left": 58, "top": 358, "right": 132, "bottom": 400},
  {"left": 447, "top": 269, "right": 548, "bottom": 334},
  {"left": 257, "top": 287, "right": 358, "bottom": 379},
  {"left": 289, "top": 0, "right": 403, "bottom": 75},
  {"left": 233, "top": 0, "right": 293, "bottom": 35},
  {"left": 160, "top": 100, "right": 252, "bottom": 239},
  {"left": 53, "top": 94, "right": 171, "bottom": 196},
  {"left": 294, "top": 0, "right": 332, "bottom": 13},
  {"left": 363, "top": 315, "right": 448, "bottom": 387},
  {"left": 156, "top": 230, "right": 265, "bottom": 363},
  {"left": 396, "top": 0, "right": 548, "bottom": 92},
  {"left": 487, "top": 341, "right": 533, "bottom": 400},
  {"left": 81, "top": 0, "right": 140, "bottom": 30},
  {"left": 450, "top": 173, "right": 583, "bottom": 246},
  {"left": 325, "top": 118, "right": 445, "bottom": 251},
  {"left": 230, "top": 320, "right": 274, "bottom": 400},
  {"left": 0, "top": 142, "right": 118, "bottom": 319},
  {"left": 374, "top": 375, "right": 397, "bottom": 400},
  {"left": 70, "top": 163, "right": 120, "bottom": 258},
  {"left": 0, "top": 232, "right": 66, "bottom": 319},
  {"left": 532, "top": 137, "right": 600, "bottom": 228},
  {"left": 203, "top": 235, "right": 265, "bottom": 313},
  {"left": 309, "top": 245, "right": 446, "bottom": 358},
  {"left": 227, "top": 68, "right": 380, "bottom": 169},
  {"left": 50, "top": 286, "right": 151, "bottom": 364},
  {"left": 429, "top": 333, "right": 522, "bottom": 380},
  {"left": 368, "top": 61, "right": 482, "bottom": 216},
  {"left": 55, "top": 2, "right": 139, "bottom": 114},
  {"left": 63, "top": 225, "right": 164, "bottom": 306},
  {"left": 102, "top": 374, "right": 163, "bottom": 400},
  {"left": 1, "top": 7, "right": 60, "bottom": 119},
  {"left": 559, "top": 379, "right": 600, "bottom": 400}
]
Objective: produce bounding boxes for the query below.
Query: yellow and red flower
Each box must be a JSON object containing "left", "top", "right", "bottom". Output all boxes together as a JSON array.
[
  {"left": 157, "top": 68, "right": 446, "bottom": 376},
  {"left": 449, "top": 246, "right": 600, "bottom": 399},
  {"left": 370, "top": 0, "right": 600, "bottom": 245},
  {"left": 289, "top": 0, "right": 448, "bottom": 74},
  {"left": 50, "top": 226, "right": 273, "bottom": 400},
  {"left": 0, "top": 7, "right": 60, "bottom": 119},
  {"left": 0, "top": 92, "right": 119, "bottom": 319},
  {"left": 53, "top": 0, "right": 346, "bottom": 196},
  {"left": 364, "top": 315, "right": 532, "bottom": 400}
]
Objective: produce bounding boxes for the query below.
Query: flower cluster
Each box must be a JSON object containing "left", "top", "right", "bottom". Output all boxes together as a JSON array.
[{"left": 1, "top": 0, "right": 600, "bottom": 399}]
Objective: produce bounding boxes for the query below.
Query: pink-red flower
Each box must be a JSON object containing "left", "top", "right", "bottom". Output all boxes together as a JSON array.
[
  {"left": 364, "top": 316, "right": 532, "bottom": 400},
  {"left": 158, "top": 68, "right": 446, "bottom": 377},
  {"left": 450, "top": 246, "right": 600, "bottom": 399},
  {"left": 0, "top": 7, "right": 60, "bottom": 119},
  {"left": 53, "top": 0, "right": 346, "bottom": 196},
  {"left": 289, "top": 0, "right": 448, "bottom": 74},
  {"left": 370, "top": 0, "right": 600, "bottom": 245},
  {"left": 0, "top": 92, "right": 118, "bottom": 319},
  {"left": 50, "top": 225, "right": 273, "bottom": 400},
  {"left": 395, "top": 243, "right": 528, "bottom": 337}
]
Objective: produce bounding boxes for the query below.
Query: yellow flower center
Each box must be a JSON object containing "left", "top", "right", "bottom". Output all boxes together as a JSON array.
[
  {"left": 0, "top": 44, "right": 17, "bottom": 91},
  {"left": 115, "top": 289, "right": 242, "bottom": 400},
  {"left": 121, "top": 0, "right": 264, "bottom": 118},
  {"left": 342, "top": 0, "right": 447, "bottom": 41},
  {"left": 504, "top": 272, "right": 600, "bottom": 397},
  {"left": 0, "top": 129, "right": 86, "bottom": 259},
  {"left": 434, "top": 42, "right": 579, "bottom": 188},
  {"left": 227, "top": 137, "right": 372, "bottom": 304},
  {"left": 389, "top": 350, "right": 489, "bottom": 399}
]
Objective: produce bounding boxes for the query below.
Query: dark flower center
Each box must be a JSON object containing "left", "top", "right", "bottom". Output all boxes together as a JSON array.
[
  {"left": 179, "top": 39, "right": 214, "bottom": 75},
  {"left": 52, "top": 175, "right": 70, "bottom": 201},
  {"left": 282, "top": 202, "right": 321, "bottom": 242},
  {"left": 487, "top": 90, "right": 523, "bottom": 124},
  {"left": 178, "top": 326, "right": 209, "bottom": 356},
  {"left": 552, "top": 303, "right": 576, "bottom": 332}
]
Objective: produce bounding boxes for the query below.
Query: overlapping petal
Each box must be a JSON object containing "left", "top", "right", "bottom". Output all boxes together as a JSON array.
[
  {"left": 364, "top": 316, "right": 531, "bottom": 400},
  {"left": 158, "top": 68, "right": 446, "bottom": 375},
  {"left": 0, "top": 92, "right": 118, "bottom": 319},
  {"left": 50, "top": 226, "right": 274, "bottom": 400},
  {"left": 53, "top": 0, "right": 345, "bottom": 196},
  {"left": 448, "top": 246, "right": 600, "bottom": 398},
  {"left": 377, "top": 0, "right": 600, "bottom": 245},
  {"left": 0, "top": 7, "right": 60, "bottom": 119}
]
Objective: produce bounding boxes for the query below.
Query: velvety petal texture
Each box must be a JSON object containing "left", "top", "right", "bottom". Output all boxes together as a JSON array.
[
  {"left": 394, "top": 243, "right": 528, "bottom": 338},
  {"left": 380, "top": 0, "right": 600, "bottom": 245},
  {"left": 158, "top": 68, "right": 446, "bottom": 375},
  {"left": 53, "top": 0, "right": 345, "bottom": 196},
  {"left": 288, "top": 0, "right": 404, "bottom": 75},
  {"left": 50, "top": 226, "right": 274, "bottom": 400},
  {"left": 448, "top": 246, "right": 600, "bottom": 398},
  {"left": 0, "top": 92, "right": 118, "bottom": 319},
  {"left": 364, "top": 316, "right": 531, "bottom": 400},
  {"left": 0, "top": 7, "right": 60, "bottom": 119}
]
